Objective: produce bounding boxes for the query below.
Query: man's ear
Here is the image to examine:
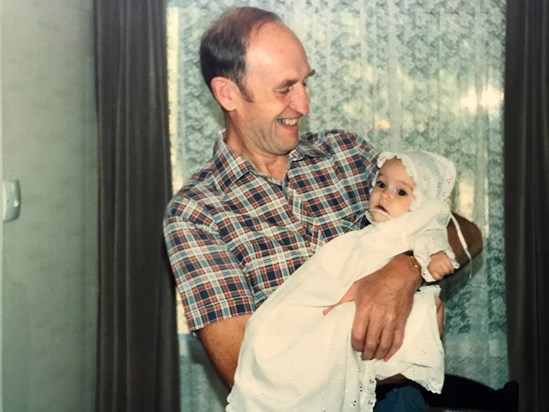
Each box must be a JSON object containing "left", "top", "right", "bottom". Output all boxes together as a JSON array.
[{"left": 211, "top": 77, "right": 239, "bottom": 111}]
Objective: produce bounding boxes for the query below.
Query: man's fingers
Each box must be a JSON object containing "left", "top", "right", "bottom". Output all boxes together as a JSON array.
[
  {"left": 353, "top": 311, "right": 392, "bottom": 361},
  {"left": 353, "top": 310, "right": 406, "bottom": 361},
  {"left": 363, "top": 318, "right": 404, "bottom": 361},
  {"left": 361, "top": 329, "right": 384, "bottom": 360},
  {"left": 351, "top": 309, "right": 369, "bottom": 354},
  {"left": 372, "top": 326, "right": 394, "bottom": 360},
  {"left": 384, "top": 326, "right": 404, "bottom": 361}
]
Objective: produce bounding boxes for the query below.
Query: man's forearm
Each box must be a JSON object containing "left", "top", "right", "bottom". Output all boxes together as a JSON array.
[{"left": 197, "top": 314, "right": 251, "bottom": 388}]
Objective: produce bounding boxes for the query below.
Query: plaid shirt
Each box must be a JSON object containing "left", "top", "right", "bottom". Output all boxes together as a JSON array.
[{"left": 163, "top": 130, "right": 378, "bottom": 332}]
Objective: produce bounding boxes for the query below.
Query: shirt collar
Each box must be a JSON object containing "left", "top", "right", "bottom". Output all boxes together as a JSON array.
[
  {"left": 291, "top": 136, "right": 329, "bottom": 161},
  {"left": 211, "top": 130, "right": 330, "bottom": 193},
  {"left": 211, "top": 131, "right": 253, "bottom": 194}
]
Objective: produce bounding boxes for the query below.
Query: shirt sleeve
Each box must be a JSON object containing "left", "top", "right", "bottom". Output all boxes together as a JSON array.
[{"left": 163, "top": 197, "right": 255, "bottom": 333}]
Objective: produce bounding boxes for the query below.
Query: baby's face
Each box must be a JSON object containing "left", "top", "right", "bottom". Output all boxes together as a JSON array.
[{"left": 369, "top": 158, "right": 415, "bottom": 222}]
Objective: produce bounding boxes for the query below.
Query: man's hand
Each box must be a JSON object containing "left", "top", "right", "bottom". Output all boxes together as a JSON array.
[
  {"left": 324, "top": 254, "right": 421, "bottom": 361},
  {"left": 448, "top": 213, "right": 483, "bottom": 265}
]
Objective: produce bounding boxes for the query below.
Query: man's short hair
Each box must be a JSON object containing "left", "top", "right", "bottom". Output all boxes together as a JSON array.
[{"left": 199, "top": 6, "right": 281, "bottom": 99}]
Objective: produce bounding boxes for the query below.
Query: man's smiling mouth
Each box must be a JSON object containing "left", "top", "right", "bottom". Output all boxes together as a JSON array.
[{"left": 277, "top": 118, "right": 299, "bottom": 126}]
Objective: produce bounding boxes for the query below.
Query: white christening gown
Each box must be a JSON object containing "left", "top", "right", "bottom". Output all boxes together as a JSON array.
[{"left": 226, "top": 199, "right": 458, "bottom": 412}]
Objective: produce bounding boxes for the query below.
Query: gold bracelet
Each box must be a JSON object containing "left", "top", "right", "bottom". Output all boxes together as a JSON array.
[{"left": 408, "top": 254, "right": 421, "bottom": 273}]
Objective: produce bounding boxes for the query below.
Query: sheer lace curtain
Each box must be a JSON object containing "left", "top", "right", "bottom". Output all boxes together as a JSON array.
[{"left": 167, "top": 0, "right": 507, "bottom": 408}]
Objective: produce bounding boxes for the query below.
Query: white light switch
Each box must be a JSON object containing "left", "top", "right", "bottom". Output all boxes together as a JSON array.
[{"left": 3, "top": 180, "right": 21, "bottom": 222}]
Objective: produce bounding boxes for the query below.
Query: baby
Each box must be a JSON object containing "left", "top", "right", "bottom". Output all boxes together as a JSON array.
[{"left": 227, "top": 150, "right": 467, "bottom": 412}]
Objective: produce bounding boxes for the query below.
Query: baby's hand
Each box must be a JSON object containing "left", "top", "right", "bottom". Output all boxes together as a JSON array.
[{"left": 427, "top": 252, "right": 455, "bottom": 280}]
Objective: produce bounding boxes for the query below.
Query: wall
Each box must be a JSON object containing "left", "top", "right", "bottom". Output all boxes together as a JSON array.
[{"left": 1, "top": 0, "right": 97, "bottom": 410}]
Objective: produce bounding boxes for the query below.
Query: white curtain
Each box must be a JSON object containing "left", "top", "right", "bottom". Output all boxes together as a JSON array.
[{"left": 167, "top": 1, "right": 507, "bottom": 409}]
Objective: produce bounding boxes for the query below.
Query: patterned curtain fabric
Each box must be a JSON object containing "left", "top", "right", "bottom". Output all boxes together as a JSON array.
[{"left": 167, "top": 0, "right": 507, "bottom": 408}]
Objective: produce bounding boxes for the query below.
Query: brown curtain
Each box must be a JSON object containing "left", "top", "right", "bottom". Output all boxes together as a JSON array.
[
  {"left": 94, "top": 0, "right": 180, "bottom": 410},
  {"left": 504, "top": 0, "right": 549, "bottom": 411}
]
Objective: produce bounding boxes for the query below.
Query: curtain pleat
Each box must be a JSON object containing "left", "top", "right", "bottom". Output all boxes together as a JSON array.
[
  {"left": 504, "top": 1, "right": 549, "bottom": 411},
  {"left": 94, "top": 0, "right": 180, "bottom": 410}
]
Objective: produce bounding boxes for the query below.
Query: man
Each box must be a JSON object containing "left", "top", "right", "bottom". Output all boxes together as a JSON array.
[{"left": 163, "top": 6, "right": 481, "bottom": 409}]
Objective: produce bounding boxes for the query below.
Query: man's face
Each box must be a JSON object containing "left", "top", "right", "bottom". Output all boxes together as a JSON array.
[
  {"left": 369, "top": 159, "right": 416, "bottom": 222},
  {"left": 228, "top": 22, "right": 314, "bottom": 160}
]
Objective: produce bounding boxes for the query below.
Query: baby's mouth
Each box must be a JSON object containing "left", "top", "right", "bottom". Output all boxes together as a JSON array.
[{"left": 369, "top": 207, "right": 391, "bottom": 219}]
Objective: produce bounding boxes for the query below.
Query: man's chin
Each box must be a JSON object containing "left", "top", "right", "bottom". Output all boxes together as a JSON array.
[{"left": 278, "top": 135, "right": 300, "bottom": 153}]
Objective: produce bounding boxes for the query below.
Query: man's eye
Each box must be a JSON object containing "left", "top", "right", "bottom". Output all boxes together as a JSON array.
[{"left": 277, "top": 86, "right": 292, "bottom": 94}]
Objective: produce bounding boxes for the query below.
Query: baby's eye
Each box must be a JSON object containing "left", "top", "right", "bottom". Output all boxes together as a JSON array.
[
  {"left": 375, "top": 181, "right": 386, "bottom": 188},
  {"left": 397, "top": 189, "right": 408, "bottom": 196}
]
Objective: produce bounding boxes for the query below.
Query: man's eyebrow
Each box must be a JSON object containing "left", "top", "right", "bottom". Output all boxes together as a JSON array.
[{"left": 275, "top": 70, "right": 317, "bottom": 90}]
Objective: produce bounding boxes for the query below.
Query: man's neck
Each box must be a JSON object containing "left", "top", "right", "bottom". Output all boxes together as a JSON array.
[{"left": 223, "top": 131, "right": 290, "bottom": 182}]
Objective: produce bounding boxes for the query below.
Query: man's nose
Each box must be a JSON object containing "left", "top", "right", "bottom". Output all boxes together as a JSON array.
[{"left": 289, "top": 83, "right": 309, "bottom": 115}]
